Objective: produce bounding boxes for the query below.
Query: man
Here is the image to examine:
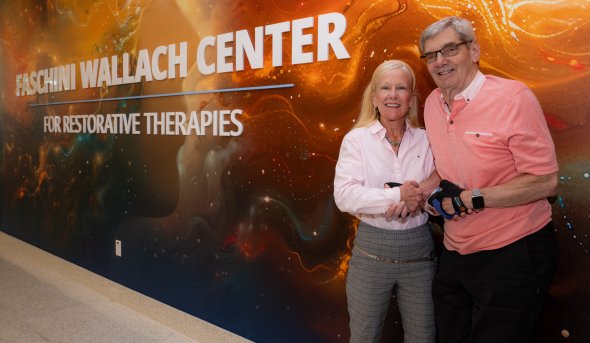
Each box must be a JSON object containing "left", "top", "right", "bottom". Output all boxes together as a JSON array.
[{"left": 418, "top": 16, "right": 559, "bottom": 342}]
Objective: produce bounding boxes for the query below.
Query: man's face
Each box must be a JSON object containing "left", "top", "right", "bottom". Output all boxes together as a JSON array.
[{"left": 423, "top": 27, "right": 480, "bottom": 96}]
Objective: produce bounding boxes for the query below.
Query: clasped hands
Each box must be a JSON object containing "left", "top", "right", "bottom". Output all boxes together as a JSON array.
[
  {"left": 384, "top": 181, "right": 425, "bottom": 221},
  {"left": 384, "top": 179, "right": 478, "bottom": 221}
]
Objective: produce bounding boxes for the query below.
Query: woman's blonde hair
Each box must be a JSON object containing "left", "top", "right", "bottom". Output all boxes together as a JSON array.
[{"left": 353, "top": 60, "right": 420, "bottom": 129}]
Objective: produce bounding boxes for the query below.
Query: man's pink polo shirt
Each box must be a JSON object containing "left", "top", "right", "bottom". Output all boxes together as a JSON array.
[{"left": 424, "top": 74, "right": 558, "bottom": 254}]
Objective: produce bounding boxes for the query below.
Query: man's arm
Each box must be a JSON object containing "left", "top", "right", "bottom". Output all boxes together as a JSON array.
[
  {"left": 467, "top": 172, "right": 557, "bottom": 208},
  {"left": 442, "top": 172, "right": 558, "bottom": 216},
  {"left": 419, "top": 170, "right": 441, "bottom": 201}
]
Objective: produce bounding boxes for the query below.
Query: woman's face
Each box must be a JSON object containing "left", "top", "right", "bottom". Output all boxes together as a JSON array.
[{"left": 372, "top": 69, "right": 412, "bottom": 124}]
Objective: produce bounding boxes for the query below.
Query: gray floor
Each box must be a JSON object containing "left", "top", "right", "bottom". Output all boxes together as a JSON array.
[{"left": 0, "top": 232, "right": 249, "bottom": 343}]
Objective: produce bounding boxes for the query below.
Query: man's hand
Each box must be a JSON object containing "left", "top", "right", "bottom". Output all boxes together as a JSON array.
[
  {"left": 429, "top": 180, "right": 475, "bottom": 220},
  {"left": 441, "top": 196, "right": 473, "bottom": 221}
]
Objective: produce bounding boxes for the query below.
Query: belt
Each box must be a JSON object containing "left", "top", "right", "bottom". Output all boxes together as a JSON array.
[{"left": 354, "top": 245, "right": 436, "bottom": 264}]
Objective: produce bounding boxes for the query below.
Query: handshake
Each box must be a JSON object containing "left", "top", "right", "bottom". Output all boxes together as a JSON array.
[
  {"left": 384, "top": 179, "right": 476, "bottom": 221},
  {"left": 383, "top": 180, "right": 429, "bottom": 220}
]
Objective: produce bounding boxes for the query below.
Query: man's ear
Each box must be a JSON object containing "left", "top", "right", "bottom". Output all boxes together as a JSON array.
[{"left": 470, "top": 40, "right": 481, "bottom": 64}]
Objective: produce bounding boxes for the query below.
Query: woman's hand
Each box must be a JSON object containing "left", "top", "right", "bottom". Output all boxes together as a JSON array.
[
  {"left": 384, "top": 180, "right": 423, "bottom": 220},
  {"left": 385, "top": 201, "right": 409, "bottom": 221}
]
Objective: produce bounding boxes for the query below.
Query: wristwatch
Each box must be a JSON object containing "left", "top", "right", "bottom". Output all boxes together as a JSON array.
[{"left": 471, "top": 189, "right": 485, "bottom": 210}]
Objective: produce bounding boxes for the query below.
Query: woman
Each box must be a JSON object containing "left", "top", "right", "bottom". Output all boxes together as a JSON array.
[{"left": 334, "top": 60, "right": 437, "bottom": 343}]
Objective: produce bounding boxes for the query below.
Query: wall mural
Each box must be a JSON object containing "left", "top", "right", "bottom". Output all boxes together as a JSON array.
[{"left": 0, "top": 0, "right": 589, "bottom": 342}]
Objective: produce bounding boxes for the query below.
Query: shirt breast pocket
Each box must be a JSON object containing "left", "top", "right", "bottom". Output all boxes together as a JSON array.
[{"left": 462, "top": 131, "right": 501, "bottom": 161}]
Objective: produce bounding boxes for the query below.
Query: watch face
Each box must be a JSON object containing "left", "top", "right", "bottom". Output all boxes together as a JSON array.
[{"left": 472, "top": 196, "right": 485, "bottom": 209}]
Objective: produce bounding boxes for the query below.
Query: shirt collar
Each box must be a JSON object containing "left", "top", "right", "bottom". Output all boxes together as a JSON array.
[
  {"left": 369, "top": 120, "right": 416, "bottom": 138},
  {"left": 438, "top": 71, "right": 486, "bottom": 108}
]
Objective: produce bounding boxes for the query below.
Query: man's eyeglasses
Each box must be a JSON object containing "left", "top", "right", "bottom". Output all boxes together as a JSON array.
[{"left": 420, "top": 40, "right": 472, "bottom": 63}]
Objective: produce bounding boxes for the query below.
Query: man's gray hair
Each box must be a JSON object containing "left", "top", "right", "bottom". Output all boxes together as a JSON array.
[{"left": 419, "top": 16, "right": 476, "bottom": 52}]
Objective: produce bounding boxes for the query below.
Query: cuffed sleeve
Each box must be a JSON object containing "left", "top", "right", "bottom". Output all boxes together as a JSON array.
[{"left": 333, "top": 132, "right": 400, "bottom": 215}]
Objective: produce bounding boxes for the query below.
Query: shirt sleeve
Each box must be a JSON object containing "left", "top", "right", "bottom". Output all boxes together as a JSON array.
[
  {"left": 333, "top": 131, "right": 400, "bottom": 215},
  {"left": 503, "top": 87, "right": 559, "bottom": 175}
]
